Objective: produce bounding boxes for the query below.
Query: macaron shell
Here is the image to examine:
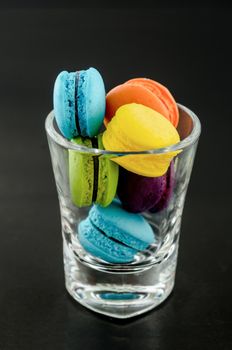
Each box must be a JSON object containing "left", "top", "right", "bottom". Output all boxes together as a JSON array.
[
  {"left": 53, "top": 71, "right": 77, "bottom": 139},
  {"left": 117, "top": 167, "right": 167, "bottom": 213},
  {"left": 126, "top": 78, "right": 179, "bottom": 127},
  {"left": 104, "top": 104, "right": 180, "bottom": 151},
  {"left": 96, "top": 134, "right": 119, "bottom": 207},
  {"left": 69, "top": 137, "right": 94, "bottom": 207},
  {"left": 150, "top": 161, "right": 174, "bottom": 212},
  {"left": 78, "top": 67, "right": 106, "bottom": 137},
  {"left": 78, "top": 218, "right": 136, "bottom": 263},
  {"left": 103, "top": 103, "right": 180, "bottom": 177},
  {"left": 77, "top": 70, "right": 88, "bottom": 135},
  {"left": 112, "top": 153, "right": 176, "bottom": 177},
  {"left": 105, "top": 83, "right": 169, "bottom": 126},
  {"left": 89, "top": 201, "right": 154, "bottom": 250}
]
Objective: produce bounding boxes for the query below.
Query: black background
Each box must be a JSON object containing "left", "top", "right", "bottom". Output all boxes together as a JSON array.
[{"left": 0, "top": 2, "right": 231, "bottom": 350}]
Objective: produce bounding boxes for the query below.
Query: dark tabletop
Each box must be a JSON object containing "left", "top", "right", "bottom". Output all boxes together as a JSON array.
[{"left": 0, "top": 3, "right": 231, "bottom": 350}]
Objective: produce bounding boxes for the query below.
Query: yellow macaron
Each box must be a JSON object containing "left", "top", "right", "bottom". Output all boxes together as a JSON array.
[{"left": 102, "top": 103, "right": 180, "bottom": 177}]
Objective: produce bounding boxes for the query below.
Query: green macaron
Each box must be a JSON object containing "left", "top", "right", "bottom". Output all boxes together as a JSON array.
[{"left": 69, "top": 134, "right": 118, "bottom": 207}]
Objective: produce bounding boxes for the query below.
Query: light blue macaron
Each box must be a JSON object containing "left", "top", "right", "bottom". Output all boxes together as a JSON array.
[
  {"left": 53, "top": 67, "right": 106, "bottom": 139},
  {"left": 79, "top": 217, "right": 137, "bottom": 263},
  {"left": 78, "top": 200, "right": 155, "bottom": 263}
]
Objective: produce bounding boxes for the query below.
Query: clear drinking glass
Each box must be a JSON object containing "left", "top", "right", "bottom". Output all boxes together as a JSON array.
[{"left": 45, "top": 104, "right": 201, "bottom": 319}]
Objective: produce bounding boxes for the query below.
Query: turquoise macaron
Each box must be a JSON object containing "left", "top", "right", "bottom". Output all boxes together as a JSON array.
[
  {"left": 78, "top": 200, "right": 155, "bottom": 263},
  {"left": 53, "top": 67, "right": 106, "bottom": 139}
]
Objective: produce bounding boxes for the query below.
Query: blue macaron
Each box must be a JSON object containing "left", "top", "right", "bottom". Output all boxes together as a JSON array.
[
  {"left": 53, "top": 67, "right": 106, "bottom": 139},
  {"left": 78, "top": 200, "right": 155, "bottom": 263}
]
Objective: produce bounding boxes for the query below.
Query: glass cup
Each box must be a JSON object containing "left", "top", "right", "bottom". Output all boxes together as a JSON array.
[{"left": 45, "top": 104, "right": 201, "bottom": 319}]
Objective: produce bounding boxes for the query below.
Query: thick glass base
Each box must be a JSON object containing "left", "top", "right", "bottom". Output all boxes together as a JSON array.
[{"left": 63, "top": 239, "right": 177, "bottom": 319}]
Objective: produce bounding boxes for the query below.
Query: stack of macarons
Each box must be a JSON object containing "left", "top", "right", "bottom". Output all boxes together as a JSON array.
[
  {"left": 53, "top": 67, "right": 118, "bottom": 208},
  {"left": 53, "top": 67, "right": 180, "bottom": 263}
]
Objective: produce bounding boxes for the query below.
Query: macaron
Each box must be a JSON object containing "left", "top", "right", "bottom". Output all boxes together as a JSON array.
[
  {"left": 105, "top": 77, "right": 179, "bottom": 127},
  {"left": 78, "top": 200, "right": 155, "bottom": 263},
  {"left": 102, "top": 103, "right": 180, "bottom": 177},
  {"left": 53, "top": 67, "right": 105, "bottom": 139},
  {"left": 69, "top": 135, "right": 118, "bottom": 207},
  {"left": 117, "top": 162, "right": 174, "bottom": 213},
  {"left": 150, "top": 161, "right": 174, "bottom": 213}
]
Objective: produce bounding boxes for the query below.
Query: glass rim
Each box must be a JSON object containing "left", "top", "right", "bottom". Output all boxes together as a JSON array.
[{"left": 45, "top": 103, "right": 201, "bottom": 155}]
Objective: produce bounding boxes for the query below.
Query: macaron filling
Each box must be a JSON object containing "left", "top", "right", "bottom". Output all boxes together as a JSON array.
[{"left": 74, "top": 72, "right": 81, "bottom": 135}]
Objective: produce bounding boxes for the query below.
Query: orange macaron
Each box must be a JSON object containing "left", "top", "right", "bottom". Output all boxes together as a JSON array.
[{"left": 104, "top": 78, "right": 179, "bottom": 127}]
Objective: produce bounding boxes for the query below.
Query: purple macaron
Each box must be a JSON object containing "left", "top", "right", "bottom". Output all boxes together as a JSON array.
[{"left": 117, "top": 162, "right": 174, "bottom": 213}]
